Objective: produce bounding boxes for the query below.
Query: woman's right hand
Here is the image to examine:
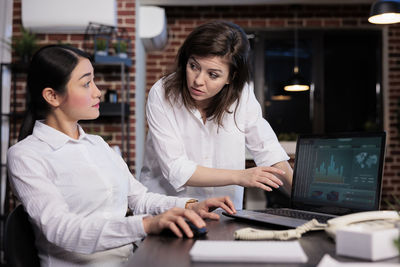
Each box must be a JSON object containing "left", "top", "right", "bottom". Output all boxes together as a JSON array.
[
  {"left": 237, "top": 166, "right": 285, "bottom": 191},
  {"left": 142, "top": 207, "right": 205, "bottom": 238}
]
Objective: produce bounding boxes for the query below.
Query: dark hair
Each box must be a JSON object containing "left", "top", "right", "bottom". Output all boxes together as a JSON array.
[
  {"left": 18, "top": 45, "right": 91, "bottom": 141},
  {"left": 164, "top": 20, "right": 251, "bottom": 127}
]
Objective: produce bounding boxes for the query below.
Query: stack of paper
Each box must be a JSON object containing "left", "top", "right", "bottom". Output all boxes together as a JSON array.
[
  {"left": 189, "top": 240, "right": 308, "bottom": 263},
  {"left": 317, "top": 254, "right": 400, "bottom": 267}
]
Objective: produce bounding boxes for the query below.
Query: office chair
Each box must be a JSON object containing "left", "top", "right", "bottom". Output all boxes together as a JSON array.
[{"left": 4, "top": 205, "right": 40, "bottom": 267}]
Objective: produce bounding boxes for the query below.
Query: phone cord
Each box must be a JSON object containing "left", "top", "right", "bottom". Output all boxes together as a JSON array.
[{"left": 234, "top": 219, "right": 327, "bottom": 240}]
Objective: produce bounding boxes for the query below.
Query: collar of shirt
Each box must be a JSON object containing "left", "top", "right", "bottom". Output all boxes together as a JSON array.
[
  {"left": 32, "top": 120, "right": 96, "bottom": 150},
  {"left": 189, "top": 108, "right": 203, "bottom": 121}
]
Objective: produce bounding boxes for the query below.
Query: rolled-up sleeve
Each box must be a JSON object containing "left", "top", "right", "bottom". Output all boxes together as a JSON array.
[
  {"left": 145, "top": 82, "right": 197, "bottom": 191},
  {"left": 243, "top": 84, "right": 290, "bottom": 166}
]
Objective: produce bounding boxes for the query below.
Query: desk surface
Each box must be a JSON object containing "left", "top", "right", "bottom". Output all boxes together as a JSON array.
[{"left": 127, "top": 211, "right": 400, "bottom": 267}]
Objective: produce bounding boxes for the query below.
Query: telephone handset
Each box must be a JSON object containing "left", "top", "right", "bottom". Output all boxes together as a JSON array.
[
  {"left": 234, "top": 210, "right": 400, "bottom": 241},
  {"left": 325, "top": 210, "right": 400, "bottom": 239}
]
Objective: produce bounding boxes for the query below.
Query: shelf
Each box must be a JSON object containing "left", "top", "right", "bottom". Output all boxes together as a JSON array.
[
  {"left": 99, "top": 102, "right": 129, "bottom": 118},
  {"left": 94, "top": 54, "right": 132, "bottom": 67}
]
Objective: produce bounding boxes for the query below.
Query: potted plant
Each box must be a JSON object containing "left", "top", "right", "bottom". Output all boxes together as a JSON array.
[
  {"left": 95, "top": 38, "right": 108, "bottom": 56},
  {"left": 2, "top": 27, "right": 38, "bottom": 64},
  {"left": 113, "top": 40, "right": 128, "bottom": 58}
]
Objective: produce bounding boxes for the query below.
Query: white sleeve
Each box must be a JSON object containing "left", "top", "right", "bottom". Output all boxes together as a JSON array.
[
  {"left": 243, "top": 84, "right": 290, "bottom": 166},
  {"left": 7, "top": 146, "right": 147, "bottom": 255},
  {"left": 129, "top": 183, "right": 191, "bottom": 215},
  {"left": 145, "top": 80, "right": 197, "bottom": 191},
  {"left": 102, "top": 140, "right": 191, "bottom": 214}
]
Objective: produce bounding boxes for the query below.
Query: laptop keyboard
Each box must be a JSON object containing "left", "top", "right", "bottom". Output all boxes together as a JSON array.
[{"left": 259, "top": 209, "right": 333, "bottom": 223}]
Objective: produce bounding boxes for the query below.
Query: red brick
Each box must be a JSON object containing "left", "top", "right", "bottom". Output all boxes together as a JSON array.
[
  {"left": 70, "top": 35, "right": 85, "bottom": 41},
  {"left": 269, "top": 20, "right": 286, "bottom": 27},
  {"left": 324, "top": 19, "right": 341, "bottom": 27},
  {"left": 125, "top": 2, "right": 135, "bottom": 9},
  {"left": 125, "top": 18, "right": 135, "bottom": 25},
  {"left": 250, "top": 20, "right": 267, "bottom": 28},
  {"left": 118, "top": 10, "right": 133, "bottom": 16},
  {"left": 305, "top": 19, "right": 323, "bottom": 27},
  {"left": 48, "top": 35, "right": 69, "bottom": 41}
]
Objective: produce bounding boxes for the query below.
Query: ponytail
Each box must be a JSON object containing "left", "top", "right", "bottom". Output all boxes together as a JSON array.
[{"left": 18, "top": 106, "right": 38, "bottom": 141}]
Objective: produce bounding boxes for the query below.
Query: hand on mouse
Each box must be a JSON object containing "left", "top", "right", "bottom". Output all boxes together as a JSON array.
[
  {"left": 142, "top": 207, "right": 205, "bottom": 238},
  {"left": 186, "top": 196, "right": 237, "bottom": 220}
]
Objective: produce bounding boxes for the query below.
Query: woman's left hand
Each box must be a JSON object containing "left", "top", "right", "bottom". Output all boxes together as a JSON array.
[{"left": 186, "top": 196, "right": 236, "bottom": 220}]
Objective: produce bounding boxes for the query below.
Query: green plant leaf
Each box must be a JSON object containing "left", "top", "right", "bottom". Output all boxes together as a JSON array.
[
  {"left": 96, "top": 38, "right": 107, "bottom": 51},
  {"left": 394, "top": 238, "right": 400, "bottom": 252},
  {"left": 11, "top": 27, "right": 38, "bottom": 62},
  {"left": 113, "top": 40, "right": 128, "bottom": 53}
]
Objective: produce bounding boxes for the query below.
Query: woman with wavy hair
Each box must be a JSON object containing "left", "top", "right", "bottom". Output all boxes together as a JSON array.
[{"left": 140, "top": 21, "right": 293, "bottom": 209}]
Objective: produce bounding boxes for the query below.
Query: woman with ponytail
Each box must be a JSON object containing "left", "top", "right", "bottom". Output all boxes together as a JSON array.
[
  {"left": 7, "top": 45, "right": 235, "bottom": 267},
  {"left": 17, "top": 45, "right": 90, "bottom": 141}
]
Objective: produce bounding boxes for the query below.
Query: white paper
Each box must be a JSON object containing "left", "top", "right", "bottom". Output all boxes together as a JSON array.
[
  {"left": 317, "top": 254, "right": 400, "bottom": 267},
  {"left": 189, "top": 240, "right": 308, "bottom": 263}
]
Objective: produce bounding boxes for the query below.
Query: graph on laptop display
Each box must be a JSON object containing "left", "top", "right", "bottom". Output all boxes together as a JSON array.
[{"left": 293, "top": 136, "right": 382, "bottom": 210}]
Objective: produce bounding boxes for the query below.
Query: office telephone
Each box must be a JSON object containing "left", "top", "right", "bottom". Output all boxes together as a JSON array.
[
  {"left": 234, "top": 210, "right": 400, "bottom": 241},
  {"left": 325, "top": 210, "right": 400, "bottom": 239}
]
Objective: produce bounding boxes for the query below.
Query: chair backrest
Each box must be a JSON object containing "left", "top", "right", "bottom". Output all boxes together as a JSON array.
[{"left": 4, "top": 205, "right": 40, "bottom": 267}]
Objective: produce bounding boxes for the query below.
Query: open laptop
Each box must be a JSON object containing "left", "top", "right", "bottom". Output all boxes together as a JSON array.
[{"left": 223, "top": 132, "right": 386, "bottom": 228}]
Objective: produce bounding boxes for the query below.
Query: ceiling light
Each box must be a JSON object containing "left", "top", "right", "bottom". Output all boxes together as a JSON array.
[
  {"left": 284, "top": 66, "right": 310, "bottom": 92},
  {"left": 284, "top": 10, "right": 309, "bottom": 93},
  {"left": 369, "top": 0, "right": 400, "bottom": 24}
]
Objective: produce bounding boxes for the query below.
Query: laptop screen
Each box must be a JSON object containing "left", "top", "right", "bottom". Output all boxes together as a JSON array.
[{"left": 291, "top": 132, "right": 386, "bottom": 215}]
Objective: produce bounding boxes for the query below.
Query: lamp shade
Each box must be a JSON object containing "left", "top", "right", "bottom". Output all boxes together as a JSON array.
[
  {"left": 284, "top": 67, "right": 310, "bottom": 92},
  {"left": 368, "top": 0, "right": 400, "bottom": 24}
]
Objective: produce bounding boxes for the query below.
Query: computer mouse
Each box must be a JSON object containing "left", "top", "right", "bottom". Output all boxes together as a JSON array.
[
  {"left": 186, "top": 220, "right": 208, "bottom": 237},
  {"left": 161, "top": 220, "right": 208, "bottom": 238}
]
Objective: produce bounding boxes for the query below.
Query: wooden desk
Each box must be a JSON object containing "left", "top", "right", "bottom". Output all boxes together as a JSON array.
[{"left": 126, "top": 211, "right": 400, "bottom": 266}]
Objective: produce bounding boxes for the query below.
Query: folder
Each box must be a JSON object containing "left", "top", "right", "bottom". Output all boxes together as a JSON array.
[{"left": 189, "top": 240, "right": 308, "bottom": 263}]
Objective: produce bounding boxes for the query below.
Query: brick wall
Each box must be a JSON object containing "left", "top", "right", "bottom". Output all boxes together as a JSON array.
[
  {"left": 10, "top": 0, "right": 136, "bottom": 171},
  {"left": 146, "top": 4, "right": 400, "bottom": 206},
  {"left": 9, "top": 2, "right": 400, "bottom": 206}
]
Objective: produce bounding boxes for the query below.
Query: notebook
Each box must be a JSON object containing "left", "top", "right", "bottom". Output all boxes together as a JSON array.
[
  {"left": 223, "top": 132, "right": 386, "bottom": 228},
  {"left": 189, "top": 240, "right": 308, "bottom": 263}
]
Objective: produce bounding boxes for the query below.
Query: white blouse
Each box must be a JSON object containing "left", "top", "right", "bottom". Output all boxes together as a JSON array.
[
  {"left": 139, "top": 79, "right": 289, "bottom": 209},
  {"left": 7, "top": 121, "right": 190, "bottom": 267}
]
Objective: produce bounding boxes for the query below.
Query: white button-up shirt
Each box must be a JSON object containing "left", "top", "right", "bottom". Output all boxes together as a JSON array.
[
  {"left": 7, "top": 121, "right": 190, "bottom": 267},
  {"left": 139, "top": 79, "right": 289, "bottom": 209}
]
